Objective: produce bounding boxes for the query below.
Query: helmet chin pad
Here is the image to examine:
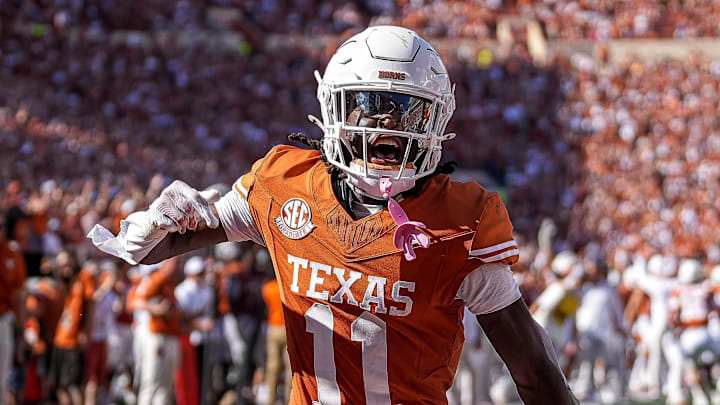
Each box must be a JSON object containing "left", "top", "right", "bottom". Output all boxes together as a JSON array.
[{"left": 345, "top": 160, "right": 416, "bottom": 199}]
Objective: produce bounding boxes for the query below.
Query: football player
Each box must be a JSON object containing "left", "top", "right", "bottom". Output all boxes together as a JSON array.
[
  {"left": 89, "top": 26, "right": 577, "bottom": 404},
  {"left": 530, "top": 250, "right": 581, "bottom": 368},
  {"left": 666, "top": 259, "right": 719, "bottom": 405},
  {"left": 633, "top": 254, "right": 678, "bottom": 397}
]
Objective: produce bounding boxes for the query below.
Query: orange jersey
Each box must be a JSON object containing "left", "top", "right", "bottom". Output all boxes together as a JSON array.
[
  {"left": 126, "top": 284, "right": 139, "bottom": 313},
  {"left": 0, "top": 240, "right": 27, "bottom": 314},
  {"left": 235, "top": 146, "right": 518, "bottom": 405},
  {"left": 31, "top": 278, "right": 64, "bottom": 345},
  {"left": 54, "top": 269, "right": 96, "bottom": 349},
  {"left": 263, "top": 280, "right": 285, "bottom": 326},
  {"left": 216, "top": 261, "right": 247, "bottom": 315},
  {"left": 135, "top": 260, "right": 181, "bottom": 336}
]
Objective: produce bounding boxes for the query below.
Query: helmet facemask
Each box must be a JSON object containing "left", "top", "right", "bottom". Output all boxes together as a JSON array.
[
  {"left": 319, "top": 85, "right": 453, "bottom": 198},
  {"left": 313, "top": 26, "right": 456, "bottom": 199},
  {"left": 345, "top": 91, "right": 432, "bottom": 170}
]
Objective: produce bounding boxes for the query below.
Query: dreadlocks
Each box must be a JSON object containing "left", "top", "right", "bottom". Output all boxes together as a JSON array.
[
  {"left": 287, "top": 132, "right": 322, "bottom": 151},
  {"left": 287, "top": 132, "right": 335, "bottom": 173}
]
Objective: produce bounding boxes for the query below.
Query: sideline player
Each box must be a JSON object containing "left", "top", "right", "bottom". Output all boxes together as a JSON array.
[
  {"left": 666, "top": 259, "right": 719, "bottom": 405},
  {"left": 89, "top": 26, "right": 577, "bottom": 404}
]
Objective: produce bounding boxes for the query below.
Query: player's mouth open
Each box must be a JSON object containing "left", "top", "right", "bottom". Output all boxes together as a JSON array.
[{"left": 369, "top": 135, "right": 403, "bottom": 165}]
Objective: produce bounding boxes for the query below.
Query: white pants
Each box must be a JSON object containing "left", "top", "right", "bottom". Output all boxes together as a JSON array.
[
  {"left": 0, "top": 313, "right": 13, "bottom": 405},
  {"left": 108, "top": 324, "right": 134, "bottom": 370},
  {"left": 575, "top": 332, "right": 620, "bottom": 399},
  {"left": 223, "top": 314, "right": 247, "bottom": 366},
  {"left": 133, "top": 325, "right": 148, "bottom": 391},
  {"left": 678, "top": 327, "right": 716, "bottom": 405},
  {"left": 137, "top": 332, "right": 179, "bottom": 405},
  {"left": 663, "top": 331, "right": 684, "bottom": 403},
  {"left": 644, "top": 324, "right": 666, "bottom": 391}
]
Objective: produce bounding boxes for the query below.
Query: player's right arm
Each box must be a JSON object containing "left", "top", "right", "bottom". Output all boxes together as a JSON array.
[
  {"left": 140, "top": 206, "right": 228, "bottom": 264},
  {"left": 88, "top": 177, "right": 263, "bottom": 265}
]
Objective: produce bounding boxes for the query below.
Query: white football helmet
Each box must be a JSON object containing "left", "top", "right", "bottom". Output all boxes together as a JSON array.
[
  {"left": 711, "top": 265, "right": 720, "bottom": 284},
  {"left": 315, "top": 25, "right": 456, "bottom": 198},
  {"left": 677, "top": 258, "right": 703, "bottom": 284},
  {"left": 647, "top": 254, "right": 664, "bottom": 276},
  {"left": 551, "top": 251, "right": 578, "bottom": 277}
]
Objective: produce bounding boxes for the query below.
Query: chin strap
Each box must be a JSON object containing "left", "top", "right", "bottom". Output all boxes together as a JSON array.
[{"left": 380, "top": 178, "right": 430, "bottom": 261}]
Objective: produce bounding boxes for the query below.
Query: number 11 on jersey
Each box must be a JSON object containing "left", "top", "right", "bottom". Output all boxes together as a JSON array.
[{"left": 305, "top": 303, "right": 391, "bottom": 405}]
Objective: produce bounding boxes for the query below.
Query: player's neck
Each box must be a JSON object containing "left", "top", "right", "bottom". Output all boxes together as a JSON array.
[{"left": 331, "top": 172, "right": 386, "bottom": 220}]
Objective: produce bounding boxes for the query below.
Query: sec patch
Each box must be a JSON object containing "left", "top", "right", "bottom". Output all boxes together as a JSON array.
[{"left": 275, "top": 198, "right": 316, "bottom": 239}]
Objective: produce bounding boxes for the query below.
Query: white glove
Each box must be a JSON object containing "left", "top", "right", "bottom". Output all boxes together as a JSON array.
[
  {"left": 537, "top": 218, "right": 557, "bottom": 248},
  {"left": 87, "top": 180, "right": 220, "bottom": 265},
  {"left": 149, "top": 180, "right": 220, "bottom": 234}
]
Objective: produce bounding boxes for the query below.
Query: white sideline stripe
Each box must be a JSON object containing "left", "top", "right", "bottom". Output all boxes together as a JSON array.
[
  {"left": 469, "top": 240, "right": 517, "bottom": 256},
  {"left": 470, "top": 249, "right": 520, "bottom": 263},
  {"left": 234, "top": 182, "right": 249, "bottom": 199}
]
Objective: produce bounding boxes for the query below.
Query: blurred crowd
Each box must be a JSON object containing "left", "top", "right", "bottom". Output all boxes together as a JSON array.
[
  {"left": 565, "top": 55, "right": 720, "bottom": 267},
  {"left": 455, "top": 230, "right": 720, "bottom": 405},
  {"left": 530, "top": 0, "right": 720, "bottom": 40},
  {"left": 0, "top": 30, "right": 324, "bottom": 192},
  {"left": 4, "top": 0, "right": 720, "bottom": 39},
  {"left": 1, "top": 217, "right": 285, "bottom": 405},
  {"left": 2, "top": 1, "right": 720, "bottom": 403}
]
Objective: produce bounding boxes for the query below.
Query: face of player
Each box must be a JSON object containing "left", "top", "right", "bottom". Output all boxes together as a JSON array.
[
  {"left": 56, "top": 251, "right": 76, "bottom": 282},
  {"left": 344, "top": 91, "right": 432, "bottom": 168}
]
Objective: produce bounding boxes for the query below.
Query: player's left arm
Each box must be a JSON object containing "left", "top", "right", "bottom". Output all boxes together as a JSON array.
[
  {"left": 462, "top": 192, "right": 577, "bottom": 404},
  {"left": 477, "top": 299, "right": 578, "bottom": 404},
  {"left": 457, "top": 265, "right": 577, "bottom": 403}
]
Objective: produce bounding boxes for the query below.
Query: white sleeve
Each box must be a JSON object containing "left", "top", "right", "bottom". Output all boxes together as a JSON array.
[
  {"left": 534, "top": 283, "right": 567, "bottom": 312},
  {"left": 214, "top": 189, "right": 264, "bottom": 246},
  {"left": 456, "top": 262, "right": 522, "bottom": 315}
]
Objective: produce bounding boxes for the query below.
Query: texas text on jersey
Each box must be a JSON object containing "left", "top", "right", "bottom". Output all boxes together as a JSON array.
[{"left": 234, "top": 145, "right": 518, "bottom": 405}]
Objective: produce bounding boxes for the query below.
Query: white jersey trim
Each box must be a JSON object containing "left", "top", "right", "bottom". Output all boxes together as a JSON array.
[
  {"left": 469, "top": 240, "right": 517, "bottom": 256},
  {"left": 234, "top": 182, "right": 249, "bottom": 200},
  {"left": 471, "top": 249, "right": 520, "bottom": 263}
]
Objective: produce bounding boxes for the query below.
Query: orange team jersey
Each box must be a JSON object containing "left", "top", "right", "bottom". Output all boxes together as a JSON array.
[
  {"left": 134, "top": 260, "right": 181, "bottom": 336},
  {"left": 54, "top": 268, "right": 96, "bottom": 349},
  {"left": 126, "top": 284, "right": 138, "bottom": 312},
  {"left": 33, "top": 278, "right": 63, "bottom": 345},
  {"left": 263, "top": 279, "right": 285, "bottom": 326},
  {"left": 217, "top": 261, "right": 246, "bottom": 315},
  {"left": 0, "top": 240, "right": 27, "bottom": 314},
  {"left": 233, "top": 145, "right": 518, "bottom": 405}
]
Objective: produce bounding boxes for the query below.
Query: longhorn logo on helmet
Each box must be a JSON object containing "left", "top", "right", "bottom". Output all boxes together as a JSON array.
[{"left": 378, "top": 71, "right": 406, "bottom": 80}]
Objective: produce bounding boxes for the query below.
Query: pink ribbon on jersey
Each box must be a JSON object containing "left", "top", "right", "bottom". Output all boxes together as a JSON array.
[{"left": 380, "top": 178, "right": 430, "bottom": 261}]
